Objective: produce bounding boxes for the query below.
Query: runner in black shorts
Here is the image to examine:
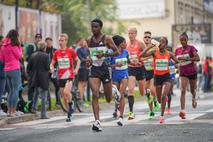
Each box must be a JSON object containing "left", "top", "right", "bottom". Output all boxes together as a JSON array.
[
  {"left": 86, "top": 19, "right": 118, "bottom": 132},
  {"left": 141, "top": 31, "right": 160, "bottom": 119},
  {"left": 76, "top": 38, "right": 89, "bottom": 109},
  {"left": 126, "top": 27, "right": 146, "bottom": 120},
  {"left": 50, "top": 33, "right": 81, "bottom": 122}
]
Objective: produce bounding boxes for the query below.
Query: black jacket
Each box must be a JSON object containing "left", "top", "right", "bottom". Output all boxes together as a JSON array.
[{"left": 27, "top": 51, "right": 50, "bottom": 90}]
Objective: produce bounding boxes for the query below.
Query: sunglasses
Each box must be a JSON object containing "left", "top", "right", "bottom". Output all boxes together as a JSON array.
[{"left": 144, "top": 36, "right": 151, "bottom": 39}]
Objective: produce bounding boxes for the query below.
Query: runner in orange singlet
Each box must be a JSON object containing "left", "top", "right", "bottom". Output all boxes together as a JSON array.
[
  {"left": 141, "top": 37, "right": 178, "bottom": 123},
  {"left": 126, "top": 27, "right": 146, "bottom": 120}
]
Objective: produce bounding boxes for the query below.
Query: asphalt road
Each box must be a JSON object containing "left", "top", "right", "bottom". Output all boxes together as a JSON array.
[{"left": 0, "top": 90, "right": 213, "bottom": 142}]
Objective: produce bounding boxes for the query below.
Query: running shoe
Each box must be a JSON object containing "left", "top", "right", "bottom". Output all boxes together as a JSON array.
[
  {"left": 128, "top": 112, "right": 135, "bottom": 120},
  {"left": 0, "top": 110, "right": 7, "bottom": 116},
  {"left": 159, "top": 116, "right": 165, "bottom": 123},
  {"left": 92, "top": 120, "right": 102, "bottom": 132},
  {"left": 113, "top": 112, "right": 118, "bottom": 118},
  {"left": 148, "top": 111, "right": 155, "bottom": 120},
  {"left": 66, "top": 117, "right": 71, "bottom": 122},
  {"left": 154, "top": 100, "right": 160, "bottom": 112},
  {"left": 179, "top": 111, "right": 186, "bottom": 119},
  {"left": 146, "top": 89, "right": 153, "bottom": 104},
  {"left": 117, "top": 117, "right": 123, "bottom": 126},
  {"left": 166, "top": 108, "right": 172, "bottom": 115}
]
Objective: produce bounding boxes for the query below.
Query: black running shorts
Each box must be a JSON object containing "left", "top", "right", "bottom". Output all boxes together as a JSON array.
[{"left": 128, "top": 66, "right": 146, "bottom": 81}]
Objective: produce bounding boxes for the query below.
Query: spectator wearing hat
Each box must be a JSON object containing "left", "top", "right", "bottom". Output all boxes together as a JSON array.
[{"left": 26, "top": 33, "right": 42, "bottom": 102}]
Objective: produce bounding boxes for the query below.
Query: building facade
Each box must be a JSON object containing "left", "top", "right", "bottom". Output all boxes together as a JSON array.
[{"left": 117, "top": 0, "right": 213, "bottom": 58}]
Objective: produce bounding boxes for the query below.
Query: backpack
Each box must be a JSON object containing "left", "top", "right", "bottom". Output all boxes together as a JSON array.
[{"left": 23, "top": 43, "right": 37, "bottom": 61}]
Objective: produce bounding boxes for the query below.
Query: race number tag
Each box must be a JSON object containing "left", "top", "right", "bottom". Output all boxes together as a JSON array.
[
  {"left": 130, "top": 52, "right": 138, "bottom": 64},
  {"left": 177, "top": 54, "right": 192, "bottom": 66},
  {"left": 115, "top": 58, "right": 128, "bottom": 70},
  {"left": 156, "top": 59, "right": 168, "bottom": 71},
  {"left": 89, "top": 46, "right": 108, "bottom": 66},
  {"left": 58, "top": 58, "right": 70, "bottom": 69},
  {"left": 144, "top": 58, "right": 153, "bottom": 70}
]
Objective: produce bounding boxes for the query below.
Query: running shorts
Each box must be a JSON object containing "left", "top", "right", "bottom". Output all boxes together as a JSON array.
[
  {"left": 58, "top": 78, "right": 73, "bottom": 88},
  {"left": 90, "top": 65, "right": 111, "bottom": 84},
  {"left": 180, "top": 73, "right": 197, "bottom": 80},
  {"left": 78, "top": 68, "right": 89, "bottom": 82},
  {"left": 154, "top": 73, "right": 171, "bottom": 86},
  {"left": 145, "top": 70, "right": 154, "bottom": 81},
  {"left": 128, "top": 66, "right": 146, "bottom": 81}
]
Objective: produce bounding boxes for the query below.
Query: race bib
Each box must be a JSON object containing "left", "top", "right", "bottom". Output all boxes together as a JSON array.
[
  {"left": 115, "top": 58, "right": 128, "bottom": 70},
  {"left": 130, "top": 52, "right": 138, "bottom": 64},
  {"left": 156, "top": 59, "right": 168, "bottom": 71},
  {"left": 58, "top": 57, "right": 70, "bottom": 69},
  {"left": 177, "top": 54, "right": 192, "bottom": 66},
  {"left": 144, "top": 58, "right": 153, "bottom": 70},
  {"left": 89, "top": 46, "right": 107, "bottom": 66}
]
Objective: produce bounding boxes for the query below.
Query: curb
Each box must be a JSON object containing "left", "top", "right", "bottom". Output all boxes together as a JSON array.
[{"left": 0, "top": 110, "right": 65, "bottom": 127}]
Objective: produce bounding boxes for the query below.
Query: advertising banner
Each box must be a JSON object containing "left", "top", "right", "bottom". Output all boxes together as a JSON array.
[
  {"left": 41, "top": 12, "right": 61, "bottom": 48},
  {"left": 18, "top": 7, "right": 40, "bottom": 43},
  {"left": 0, "top": 4, "right": 16, "bottom": 36}
]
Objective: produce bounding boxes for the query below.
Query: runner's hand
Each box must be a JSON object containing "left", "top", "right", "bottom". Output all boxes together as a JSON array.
[
  {"left": 74, "top": 69, "right": 78, "bottom": 75},
  {"left": 96, "top": 53, "right": 104, "bottom": 58},
  {"left": 86, "top": 58, "right": 92, "bottom": 67}
]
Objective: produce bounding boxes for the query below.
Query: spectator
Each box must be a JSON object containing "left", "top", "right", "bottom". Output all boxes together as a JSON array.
[
  {"left": 45, "top": 37, "right": 60, "bottom": 106},
  {"left": 27, "top": 42, "right": 50, "bottom": 119},
  {"left": 0, "top": 35, "right": 7, "bottom": 116},
  {"left": 26, "top": 33, "right": 42, "bottom": 102},
  {"left": 76, "top": 38, "right": 89, "bottom": 109},
  {"left": 1, "top": 29, "right": 23, "bottom": 117}
]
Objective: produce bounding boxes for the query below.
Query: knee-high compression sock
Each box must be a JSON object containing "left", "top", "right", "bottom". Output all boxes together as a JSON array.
[
  {"left": 67, "top": 102, "right": 74, "bottom": 118},
  {"left": 128, "top": 96, "right": 134, "bottom": 112},
  {"left": 168, "top": 93, "right": 171, "bottom": 108}
]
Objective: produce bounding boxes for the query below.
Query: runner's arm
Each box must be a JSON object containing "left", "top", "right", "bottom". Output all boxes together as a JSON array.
[
  {"left": 189, "top": 52, "right": 200, "bottom": 62},
  {"left": 140, "top": 45, "right": 155, "bottom": 57},
  {"left": 74, "top": 56, "right": 81, "bottom": 75},
  {"left": 169, "top": 52, "right": 179, "bottom": 64}
]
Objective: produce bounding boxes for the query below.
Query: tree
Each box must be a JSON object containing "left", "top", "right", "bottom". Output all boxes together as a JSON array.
[{"left": 42, "top": 0, "right": 126, "bottom": 45}]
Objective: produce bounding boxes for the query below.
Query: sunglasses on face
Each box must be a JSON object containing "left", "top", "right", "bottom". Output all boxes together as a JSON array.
[{"left": 144, "top": 36, "right": 151, "bottom": 39}]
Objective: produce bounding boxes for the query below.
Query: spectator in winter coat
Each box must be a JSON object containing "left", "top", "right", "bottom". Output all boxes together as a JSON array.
[{"left": 27, "top": 42, "right": 50, "bottom": 119}]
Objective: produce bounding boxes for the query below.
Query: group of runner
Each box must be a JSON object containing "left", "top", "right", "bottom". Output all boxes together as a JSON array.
[{"left": 50, "top": 19, "right": 200, "bottom": 132}]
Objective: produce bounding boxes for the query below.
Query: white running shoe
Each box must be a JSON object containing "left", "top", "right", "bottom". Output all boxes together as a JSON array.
[
  {"left": 15, "top": 111, "right": 24, "bottom": 116},
  {"left": 0, "top": 110, "right": 7, "bottom": 116},
  {"left": 117, "top": 117, "right": 123, "bottom": 126},
  {"left": 92, "top": 120, "right": 102, "bottom": 132}
]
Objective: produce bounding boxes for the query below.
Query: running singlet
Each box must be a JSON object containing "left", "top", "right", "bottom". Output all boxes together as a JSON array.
[
  {"left": 52, "top": 48, "right": 77, "bottom": 79},
  {"left": 144, "top": 58, "right": 153, "bottom": 71},
  {"left": 111, "top": 49, "right": 129, "bottom": 71},
  {"left": 153, "top": 49, "right": 170, "bottom": 75},
  {"left": 127, "top": 40, "right": 143, "bottom": 67},
  {"left": 175, "top": 45, "right": 197, "bottom": 76},
  {"left": 144, "top": 48, "right": 155, "bottom": 71},
  {"left": 89, "top": 35, "right": 108, "bottom": 67}
]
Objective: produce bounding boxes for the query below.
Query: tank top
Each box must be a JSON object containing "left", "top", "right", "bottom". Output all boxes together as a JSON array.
[
  {"left": 127, "top": 40, "right": 143, "bottom": 67},
  {"left": 88, "top": 35, "right": 108, "bottom": 67},
  {"left": 153, "top": 49, "right": 170, "bottom": 75}
]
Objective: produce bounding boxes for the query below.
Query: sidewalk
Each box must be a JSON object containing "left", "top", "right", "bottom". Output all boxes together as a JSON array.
[{"left": 0, "top": 88, "right": 211, "bottom": 127}]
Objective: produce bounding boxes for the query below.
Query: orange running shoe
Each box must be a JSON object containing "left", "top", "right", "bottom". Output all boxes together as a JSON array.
[
  {"left": 179, "top": 111, "right": 186, "bottom": 119},
  {"left": 166, "top": 108, "right": 172, "bottom": 115},
  {"left": 159, "top": 116, "right": 165, "bottom": 123}
]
